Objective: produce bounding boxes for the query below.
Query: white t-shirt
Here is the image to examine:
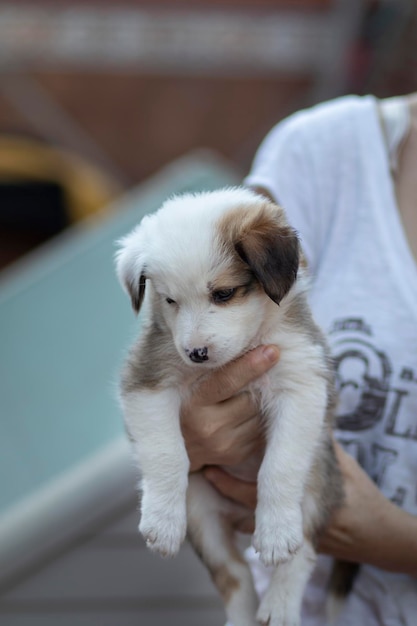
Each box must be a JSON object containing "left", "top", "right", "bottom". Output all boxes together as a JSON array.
[{"left": 243, "top": 95, "right": 417, "bottom": 625}]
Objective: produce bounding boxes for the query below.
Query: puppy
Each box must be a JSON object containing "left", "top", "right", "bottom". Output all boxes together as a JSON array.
[{"left": 116, "top": 188, "right": 343, "bottom": 626}]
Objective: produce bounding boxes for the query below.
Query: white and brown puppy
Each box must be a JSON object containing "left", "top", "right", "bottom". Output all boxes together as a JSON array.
[{"left": 116, "top": 188, "right": 343, "bottom": 626}]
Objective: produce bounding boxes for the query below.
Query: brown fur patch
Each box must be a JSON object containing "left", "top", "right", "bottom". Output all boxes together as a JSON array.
[
  {"left": 299, "top": 251, "right": 309, "bottom": 270},
  {"left": 187, "top": 511, "right": 247, "bottom": 605},
  {"left": 212, "top": 565, "right": 241, "bottom": 604},
  {"left": 246, "top": 185, "right": 310, "bottom": 273},
  {"left": 208, "top": 262, "right": 254, "bottom": 292},
  {"left": 216, "top": 201, "right": 299, "bottom": 304},
  {"left": 207, "top": 262, "right": 261, "bottom": 304}
]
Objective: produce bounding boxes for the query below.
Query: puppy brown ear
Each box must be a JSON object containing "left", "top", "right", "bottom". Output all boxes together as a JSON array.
[{"left": 235, "top": 209, "right": 299, "bottom": 305}]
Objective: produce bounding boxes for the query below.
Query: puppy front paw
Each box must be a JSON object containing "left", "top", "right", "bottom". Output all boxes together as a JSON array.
[
  {"left": 139, "top": 503, "right": 187, "bottom": 558},
  {"left": 253, "top": 506, "right": 303, "bottom": 566}
]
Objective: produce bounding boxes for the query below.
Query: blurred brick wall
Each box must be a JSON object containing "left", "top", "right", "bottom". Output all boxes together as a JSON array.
[
  {"left": 0, "top": 0, "right": 415, "bottom": 267},
  {"left": 0, "top": 1, "right": 337, "bottom": 187}
]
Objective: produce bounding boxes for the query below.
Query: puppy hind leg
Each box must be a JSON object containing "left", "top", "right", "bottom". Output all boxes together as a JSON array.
[
  {"left": 187, "top": 473, "right": 258, "bottom": 626},
  {"left": 256, "top": 539, "right": 316, "bottom": 626}
]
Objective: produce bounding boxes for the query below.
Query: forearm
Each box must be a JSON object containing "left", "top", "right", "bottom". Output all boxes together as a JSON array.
[
  {"left": 205, "top": 447, "right": 417, "bottom": 578},
  {"left": 318, "top": 443, "right": 417, "bottom": 577},
  {"left": 320, "top": 499, "right": 417, "bottom": 577},
  {"left": 374, "top": 506, "right": 417, "bottom": 576},
  {"left": 180, "top": 344, "right": 417, "bottom": 579}
]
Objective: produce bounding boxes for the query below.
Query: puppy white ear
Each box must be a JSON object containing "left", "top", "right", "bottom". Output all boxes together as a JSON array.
[{"left": 115, "top": 227, "right": 147, "bottom": 314}]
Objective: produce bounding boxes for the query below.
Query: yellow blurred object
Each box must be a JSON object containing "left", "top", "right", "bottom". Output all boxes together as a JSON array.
[{"left": 0, "top": 136, "right": 123, "bottom": 223}]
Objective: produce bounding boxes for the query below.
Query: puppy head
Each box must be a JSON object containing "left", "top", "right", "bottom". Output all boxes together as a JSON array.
[{"left": 116, "top": 188, "right": 299, "bottom": 368}]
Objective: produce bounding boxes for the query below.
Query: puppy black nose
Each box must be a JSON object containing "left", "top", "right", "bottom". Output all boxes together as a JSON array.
[{"left": 188, "top": 347, "right": 209, "bottom": 363}]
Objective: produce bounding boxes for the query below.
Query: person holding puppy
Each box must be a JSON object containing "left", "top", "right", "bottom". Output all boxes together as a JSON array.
[{"left": 182, "top": 94, "right": 417, "bottom": 625}]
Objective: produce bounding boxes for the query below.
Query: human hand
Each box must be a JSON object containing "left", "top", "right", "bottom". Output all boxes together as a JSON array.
[
  {"left": 181, "top": 345, "right": 279, "bottom": 472},
  {"left": 204, "top": 441, "right": 417, "bottom": 576},
  {"left": 203, "top": 466, "right": 257, "bottom": 533},
  {"left": 318, "top": 442, "right": 417, "bottom": 575}
]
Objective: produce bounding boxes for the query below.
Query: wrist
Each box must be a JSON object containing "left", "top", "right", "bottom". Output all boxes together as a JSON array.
[
  {"left": 373, "top": 503, "right": 417, "bottom": 576},
  {"left": 319, "top": 473, "right": 417, "bottom": 577},
  {"left": 339, "top": 498, "right": 417, "bottom": 576}
]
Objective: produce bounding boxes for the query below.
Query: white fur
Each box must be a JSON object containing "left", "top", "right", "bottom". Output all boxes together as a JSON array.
[
  {"left": 123, "top": 389, "right": 189, "bottom": 556},
  {"left": 257, "top": 540, "right": 317, "bottom": 626},
  {"left": 116, "top": 188, "right": 339, "bottom": 626}
]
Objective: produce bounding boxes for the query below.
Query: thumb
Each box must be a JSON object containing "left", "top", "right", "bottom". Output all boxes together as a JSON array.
[{"left": 194, "top": 345, "right": 279, "bottom": 405}]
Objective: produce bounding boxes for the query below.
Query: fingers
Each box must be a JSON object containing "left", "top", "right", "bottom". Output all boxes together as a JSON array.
[
  {"left": 332, "top": 438, "right": 363, "bottom": 480},
  {"left": 204, "top": 468, "right": 257, "bottom": 533},
  {"left": 213, "top": 390, "right": 258, "bottom": 428},
  {"left": 186, "top": 407, "right": 263, "bottom": 469},
  {"left": 204, "top": 466, "right": 257, "bottom": 510},
  {"left": 182, "top": 345, "right": 278, "bottom": 471},
  {"left": 194, "top": 345, "right": 280, "bottom": 405},
  {"left": 183, "top": 390, "right": 256, "bottom": 442}
]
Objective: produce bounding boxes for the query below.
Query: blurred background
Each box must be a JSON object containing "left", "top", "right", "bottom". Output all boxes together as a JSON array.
[
  {"left": 0, "top": 0, "right": 416, "bottom": 268},
  {"left": 0, "top": 1, "right": 416, "bottom": 625}
]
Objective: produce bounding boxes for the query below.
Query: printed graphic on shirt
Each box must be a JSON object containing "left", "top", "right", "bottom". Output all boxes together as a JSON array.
[
  {"left": 333, "top": 335, "right": 391, "bottom": 431},
  {"left": 328, "top": 317, "right": 417, "bottom": 510}
]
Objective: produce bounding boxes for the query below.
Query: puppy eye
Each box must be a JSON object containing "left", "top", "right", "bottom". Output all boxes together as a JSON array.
[
  {"left": 212, "top": 288, "right": 236, "bottom": 304},
  {"left": 166, "top": 297, "right": 176, "bottom": 305}
]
